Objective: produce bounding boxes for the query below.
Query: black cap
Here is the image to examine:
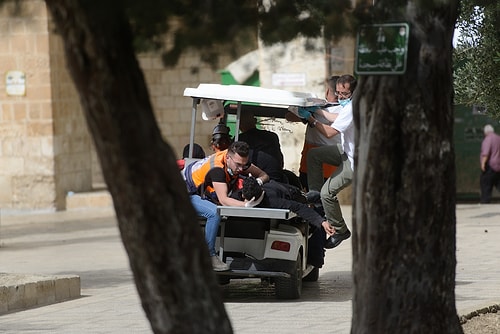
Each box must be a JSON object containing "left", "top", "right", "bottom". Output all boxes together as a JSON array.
[{"left": 212, "top": 124, "right": 230, "bottom": 136}]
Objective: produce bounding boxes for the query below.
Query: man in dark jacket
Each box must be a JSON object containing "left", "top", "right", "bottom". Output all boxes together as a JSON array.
[
  {"left": 239, "top": 112, "right": 284, "bottom": 169},
  {"left": 238, "top": 177, "right": 334, "bottom": 269}
]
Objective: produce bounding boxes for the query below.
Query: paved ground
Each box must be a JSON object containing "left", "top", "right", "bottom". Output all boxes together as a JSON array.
[{"left": 0, "top": 204, "right": 499, "bottom": 333}]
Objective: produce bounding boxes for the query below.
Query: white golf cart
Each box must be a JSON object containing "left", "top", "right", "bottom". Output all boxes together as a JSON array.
[{"left": 183, "top": 84, "right": 327, "bottom": 299}]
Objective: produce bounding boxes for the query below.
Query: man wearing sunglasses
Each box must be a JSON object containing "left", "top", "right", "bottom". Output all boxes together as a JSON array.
[
  {"left": 183, "top": 141, "right": 269, "bottom": 271},
  {"left": 300, "top": 74, "right": 357, "bottom": 250}
]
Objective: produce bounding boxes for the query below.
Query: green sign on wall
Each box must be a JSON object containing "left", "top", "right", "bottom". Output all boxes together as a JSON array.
[{"left": 355, "top": 23, "right": 409, "bottom": 75}]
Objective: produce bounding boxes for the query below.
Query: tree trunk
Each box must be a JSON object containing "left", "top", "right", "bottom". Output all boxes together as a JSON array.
[
  {"left": 352, "top": 1, "right": 462, "bottom": 333},
  {"left": 45, "top": 1, "right": 232, "bottom": 333}
]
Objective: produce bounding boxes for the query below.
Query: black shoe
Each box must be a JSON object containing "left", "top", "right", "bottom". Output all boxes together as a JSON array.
[
  {"left": 325, "top": 229, "right": 351, "bottom": 249},
  {"left": 305, "top": 190, "right": 321, "bottom": 203}
]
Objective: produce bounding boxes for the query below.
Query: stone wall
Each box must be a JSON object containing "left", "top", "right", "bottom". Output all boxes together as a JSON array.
[
  {"left": 0, "top": 0, "right": 245, "bottom": 210},
  {"left": 139, "top": 52, "right": 235, "bottom": 160},
  {"left": 0, "top": 0, "right": 58, "bottom": 210},
  {"left": 48, "top": 21, "right": 92, "bottom": 210}
]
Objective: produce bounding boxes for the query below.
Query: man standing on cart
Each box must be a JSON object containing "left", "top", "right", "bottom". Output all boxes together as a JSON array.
[{"left": 300, "top": 74, "right": 357, "bottom": 249}]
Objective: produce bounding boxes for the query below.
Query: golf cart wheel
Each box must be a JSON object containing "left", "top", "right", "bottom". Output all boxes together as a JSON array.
[
  {"left": 303, "top": 267, "right": 319, "bottom": 282},
  {"left": 275, "top": 253, "right": 302, "bottom": 299}
]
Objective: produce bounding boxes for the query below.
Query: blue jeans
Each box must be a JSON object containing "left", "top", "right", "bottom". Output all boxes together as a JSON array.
[{"left": 190, "top": 195, "right": 220, "bottom": 256}]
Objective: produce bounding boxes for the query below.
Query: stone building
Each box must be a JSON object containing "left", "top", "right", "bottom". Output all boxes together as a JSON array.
[{"left": 0, "top": 0, "right": 354, "bottom": 212}]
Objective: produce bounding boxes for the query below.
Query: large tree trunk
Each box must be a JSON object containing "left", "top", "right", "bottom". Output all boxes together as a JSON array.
[
  {"left": 351, "top": 1, "right": 462, "bottom": 333},
  {"left": 45, "top": 1, "right": 232, "bottom": 333}
]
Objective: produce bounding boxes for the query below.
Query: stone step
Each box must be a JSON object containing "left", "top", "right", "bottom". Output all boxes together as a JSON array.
[
  {"left": 65, "top": 190, "right": 112, "bottom": 210},
  {"left": 0, "top": 274, "right": 81, "bottom": 315}
]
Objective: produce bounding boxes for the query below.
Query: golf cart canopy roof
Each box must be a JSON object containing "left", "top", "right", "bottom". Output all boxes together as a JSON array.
[{"left": 183, "top": 84, "right": 326, "bottom": 107}]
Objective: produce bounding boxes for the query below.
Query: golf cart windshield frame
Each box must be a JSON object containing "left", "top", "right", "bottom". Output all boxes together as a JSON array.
[{"left": 183, "top": 83, "right": 326, "bottom": 158}]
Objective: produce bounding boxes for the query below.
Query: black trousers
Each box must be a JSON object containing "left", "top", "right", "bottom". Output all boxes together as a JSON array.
[
  {"left": 480, "top": 166, "right": 500, "bottom": 203},
  {"left": 307, "top": 226, "right": 326, "bottom": 268}
]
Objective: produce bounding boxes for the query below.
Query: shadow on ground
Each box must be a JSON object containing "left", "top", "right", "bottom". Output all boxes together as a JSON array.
[{"left": 220, "top": 270, "right": 353, "bottom": 303}]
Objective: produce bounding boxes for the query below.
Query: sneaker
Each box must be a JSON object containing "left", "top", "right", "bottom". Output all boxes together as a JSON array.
[
  {"left": 211, "top": 256, "right": 230, "bottom": 272},
  {"left": 324, "top": 229, "right": 351, "bottom": 249}
]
